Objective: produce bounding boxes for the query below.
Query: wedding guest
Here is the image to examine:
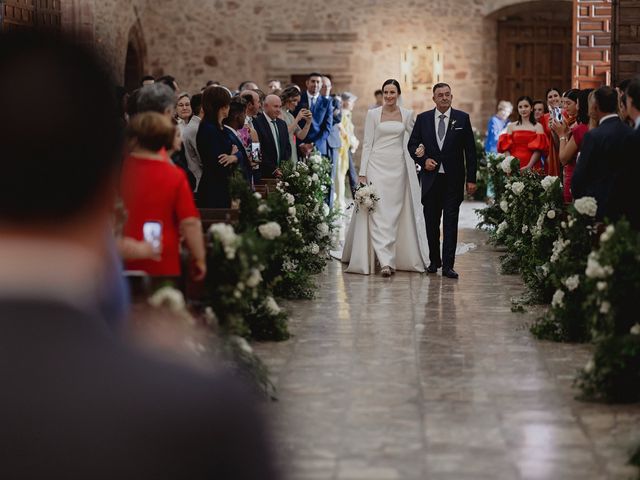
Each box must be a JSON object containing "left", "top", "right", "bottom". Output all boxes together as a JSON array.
[
  {"left": 541, "top": 87, "right": 564, "bottom": 176},
  {"left": 293, "top": 72, "right": 333, "bottom": 158},
  {"left": 175, "top": 92, "right": 192, "bottom": 133},
  {"left": 223, "top": 97, "right": 253, "bottom": 185},
  {"left": 254, "top": 94, "right": 291, "bottom": 178},
  {"left": 267, "top": 79, "right": 281, "bottom": 92},
  {"left": 552, "top": 89, "right": 592, "bottom": 203},
  {"left": 196, "top": 86, "right": 238, "bottom": 208},
  {"left": 279, "top": 86, "right": 312, "bottom": 164},
  {"left": 572, "top": 86, "right": 633, "bottom": 220},
  {"left": 627, "top": 78, "right": 640, "bottom": 130},
  {"left": 338, "top": 92, "right": 360, "bottom": 203},
  {"left": 617, "top": 79, "right": 635, "bottom": 127},
  {"left": 183, "top": 93, "right": 204, "bottom": 191},
  {"left": 157, "top": 74, "right": 179, "bottom": 92},
  {"left": 137, "top": 83, "right": 176, "bottom": 118},
  {"left": 141, "top": 74, "right": 154, "bottom": 86},
  {"left": 254, "top": 89, "right": 266, "bottom": 111},
  {"left": 0, "top": 32, "right": 278, "bottom": 480},
  {"left": 370, "top": 89, "right": 383, "bottom": 109},
  {"left": 498, "top": 96, "right": 548, "bottom": 171},
  {"left": 484, "top": 100, "right": 512, "bottom": 153},
  {"left": 168, "top": 118, "right": 196, "bottom": 190},
  {"left": 532, "top": 100, "right": 546, "bottom": 121},
  {"left": 562, "top": 89, "right": 579, "bottom": 126},
  {"left": 238, "top": 80, "right": 259, "bottom": 92},
  {"left": 241, "top": 90, "right": 261, "bottom": 128}
]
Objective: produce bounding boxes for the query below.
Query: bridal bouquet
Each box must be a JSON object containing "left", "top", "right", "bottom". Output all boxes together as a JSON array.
[{"left": 354, "top": 183, "right": 380, "bottom": 213}]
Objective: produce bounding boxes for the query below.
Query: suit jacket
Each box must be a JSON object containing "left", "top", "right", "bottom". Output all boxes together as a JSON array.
[
  {"left": 292, "top": 92, "right": 333, "bottom": 155},
  {"left": 182, "top": 116, "right": 203, "bottom": 191},
  {"left": 224, "top": 125, "right": 252, "bottom": 185},
  {"left": 253, "top": 113, "right": 291, "bottom": 179},
  {"left": 571, "top": 116, "right": 633, "bottom": 220},
  {"left": 408, "top": 108, "right": 477, "bottom": 201},
  {"left": 196, "top": 118, "right": 235, "bottom": 208},
  {"left": 0, "top": 299, "right": 278, "bottom": 480},
  {"left": 326, "top": 96, "right": 342, "bottom": 150}
]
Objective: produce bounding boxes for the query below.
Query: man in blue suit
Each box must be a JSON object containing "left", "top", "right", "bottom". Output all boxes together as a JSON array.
[
  {"left": 223, "top": 97, "right": 253, "bottom": 186},
  {"left": 408, "top": 83, "right": 477, "bottom": 279},
  {"left": 293, "top": 72, "right": 333, "bottom": 157}
]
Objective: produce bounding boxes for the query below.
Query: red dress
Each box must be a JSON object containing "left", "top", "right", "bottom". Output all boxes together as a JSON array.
[
  {"left": 497, "top": 130, "right": 549, "bottom": 171},
  {"left": 563, "top": 123, "right": 589, "bottom": 203},
  {"left": 541, "top": 111, "right": 575, "bottom": 176},
  {"left": 121, "top": 155, "right": 200, "bottom": 276}
]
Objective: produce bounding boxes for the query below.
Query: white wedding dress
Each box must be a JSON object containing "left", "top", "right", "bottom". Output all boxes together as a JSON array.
[{"left": 341, "top": 107, "right": 429, "bottom": 274}]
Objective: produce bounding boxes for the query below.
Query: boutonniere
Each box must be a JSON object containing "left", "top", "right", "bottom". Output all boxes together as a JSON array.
[{"left": 450, "top": 119, "right": 457, "bottom": 129}]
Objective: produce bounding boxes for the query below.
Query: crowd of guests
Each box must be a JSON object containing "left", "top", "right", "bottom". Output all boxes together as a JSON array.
[{"left": 485, "top": 80, "right": 640, "bottom": 228}]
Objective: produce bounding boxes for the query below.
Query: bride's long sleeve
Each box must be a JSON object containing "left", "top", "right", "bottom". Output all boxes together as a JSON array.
[{"left": 358, "top": 109, "right": 376, "bottom": 176}]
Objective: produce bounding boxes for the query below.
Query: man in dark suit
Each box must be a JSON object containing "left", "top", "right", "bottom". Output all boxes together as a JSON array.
[
  {"left": 408, "top": 83, "right": 477, "bottom": 279},
  {"left": 223, "top": 97, "right": 253, "bottom": 186},
  {"left": 572, "top": 86, "right": 633, "bottom": 221},
  {"left": 293, "top": 72, "right": 333, "bottom": 157},
  {"left": 0, "top": 31, "right": 278, "bottom": 480},
  {"left": 253, "top": 94, "right": 291, "bottom": 179}
]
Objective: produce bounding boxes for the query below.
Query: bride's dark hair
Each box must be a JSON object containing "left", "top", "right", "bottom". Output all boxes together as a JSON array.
[{"left": 382, "top": 79, "right": 401, "bottom": 96}]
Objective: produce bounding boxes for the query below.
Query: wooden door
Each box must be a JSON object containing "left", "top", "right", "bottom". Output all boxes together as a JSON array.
[
  {"left": 497, "top": 7, "right": 573, "bottom": 104},
  {"left": 0, "top": 0, "right": 60, "bottom": 31}
]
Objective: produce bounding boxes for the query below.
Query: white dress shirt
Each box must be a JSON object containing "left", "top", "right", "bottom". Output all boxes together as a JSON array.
[
  {"left": 307, "top": 92, "right": 320, "bottom": 111},
  {"left": 635, "top": 116, "right": 640, "bottom": 130},
  {"left": 599, "top": 113, "right": 619, "bottom": 125},
  {"left": 435, "top": 107, "right": 452, "bottom": 173},
  {"left": 264, "top": 112, "right": 281, "bottom": 160}
]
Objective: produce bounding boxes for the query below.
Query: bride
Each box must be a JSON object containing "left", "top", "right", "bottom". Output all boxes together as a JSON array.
[{"left": 341, "top": 79, "right": 429, "bottom": 276}]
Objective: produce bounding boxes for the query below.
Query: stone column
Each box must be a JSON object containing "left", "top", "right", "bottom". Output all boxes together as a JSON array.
[{"left": 572, "top": 0, "right": 612, "bottom": 88}]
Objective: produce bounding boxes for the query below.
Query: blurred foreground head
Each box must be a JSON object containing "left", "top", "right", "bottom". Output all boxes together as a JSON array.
[{"left": 0, "top": 30, "right": 122, "bottom": 230}]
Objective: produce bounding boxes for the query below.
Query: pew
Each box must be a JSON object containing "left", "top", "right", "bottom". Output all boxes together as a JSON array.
[
  {"left": 257, "top": 178, "right": 279, "bottom": 194},
  {"left": 198, "top": 208, "right": 239, "bottom": 230}
]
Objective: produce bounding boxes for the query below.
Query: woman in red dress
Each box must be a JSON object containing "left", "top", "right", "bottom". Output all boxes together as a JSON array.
[
  {"left": 552, "top": 89, "right": 593, "bottom": 203},
  {"left": 498, "top": 96, "right": 549, "bottom": 171},
  {"left": 121, "top": 112, "right": 206, "bottom": 280}
]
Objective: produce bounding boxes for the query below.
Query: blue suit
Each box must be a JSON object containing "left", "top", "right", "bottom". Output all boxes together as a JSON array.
[
  {"left": 224, "top": 126, "right": 252, "bottom": 186},
  {"left": 293, "top": 92, "right": 333, "bottom": 156}
]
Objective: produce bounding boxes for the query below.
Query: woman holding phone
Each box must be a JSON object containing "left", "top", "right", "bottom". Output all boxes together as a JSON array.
[
  {"left": 121, "top": 112, "right": 206, "bottom": 280},
  {"left": 279, "top": 86, "right": 312, "bottom": 164},
  {"left": 540, "top": 87, "right": 566, "bottom": 176}
]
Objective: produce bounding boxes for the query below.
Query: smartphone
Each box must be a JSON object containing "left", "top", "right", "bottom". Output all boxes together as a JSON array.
[
  {"left": 143, "top": 221, "right": 162, "bottom": 253},
  {"left": 251, "top": 142, "right": 261, "bottom": 164},
  {"left": 553, "top": 107, "right": 563, "bottom": 122}
]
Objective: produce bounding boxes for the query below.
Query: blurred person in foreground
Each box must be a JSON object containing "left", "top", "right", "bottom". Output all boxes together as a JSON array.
[{"left": 0, "top": 31, "right": 278, "bottom": 480}]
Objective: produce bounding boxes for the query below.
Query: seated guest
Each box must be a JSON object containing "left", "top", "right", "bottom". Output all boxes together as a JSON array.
[
  {"left": 572, "top": 86, "right": 633, "bottom": 221},
  {"left": 196, "top": 86, "right": 238, "bottom": 207},
  {"left": 498, "top": 96, "right": 548, "bottom": 171},
  {"left": 552, "top": 89, "right": 592, "bottom": 203},
  {"left": 175, "top": 92, "right": 192, "bottom": 133},
  {"left": 0, "top": 30, "right": 277, "bottom": 480},
  {"left": 279, "top": 86, "right": 312, "bottom": 164},
  {"left": 121, "top": 112, "right": 206, "bottom": 280},
  {"left": 223, "top": 97, "right": 253, "bottom": 185},
  {"left": 484, "top": 100, "right": 512, "bottom": 154},
  {"left": 254, "top": 94, "right": 291, "bottom": 178},
  {"left": 182, "top": 92, "right": 204, "bottom": 191}
]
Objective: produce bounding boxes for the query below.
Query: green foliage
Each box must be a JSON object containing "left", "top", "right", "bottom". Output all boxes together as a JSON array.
[
  {"left": 472, "top": 128, "right": 488, "bottom": 201},
  {"left": 476, "top": 154, "right": 520, "bottom": 231}
]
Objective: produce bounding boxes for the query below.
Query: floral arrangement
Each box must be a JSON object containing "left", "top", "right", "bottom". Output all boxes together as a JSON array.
[
  {"left": 471, "top": 127, "right": 488, "bottom": 200},
  {"left": 354, "top": 182, "right": 380, "bottom": 213},
  {"left": 476, "top": 153, "right": 521, "bottom": 230}
]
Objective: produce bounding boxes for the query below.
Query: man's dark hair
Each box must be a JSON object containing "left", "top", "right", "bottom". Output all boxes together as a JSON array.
[
  {"left": 593, "top": 86, "right": 619, "bottom": 114},
  {"left": 206, "top": 80, "right": 220, "bottom": 87},
  {"left": 241, "top": 92, "right": 257, "bottom": 107},
  {"left": 137, "top": 83, "right": 176, "bottom": 114},
  {"left": 626, "top": 78, "right": 640, "bottom": 111},
  {"left": 433, "top": 82, "right": 451, "bottom": 94},
  {"left": 238, "top": 80, "right": 256, "bottom": 91},
  {"left": 223, "top": 97, "right": 247, "bottom": 126},
  {"left": 532, "top": 100, "right": 547, "bottom": 114},
  {"left": 0, "top": 31, "right": 122, "bottom": 223},
  {"left": 308, "top": 72, "right": 323, "bottom": 80},
  {"left": 254, "top": 88, "right": 266, "bottom": 103},
  {"left": 374, "top": 89, "right": 383, "bottom": 96},
  {"left": 156, "top": 75, "right": 177, "bottom": 91},
  {"left": 190, "top": 93, "right": 203, "bottom": 116},
  {"left": 141, "top": 75, "right": 155, "bottom": 84}
]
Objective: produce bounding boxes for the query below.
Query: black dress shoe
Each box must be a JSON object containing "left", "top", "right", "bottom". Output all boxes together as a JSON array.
[
  {"left": 427, "top": 264, "right": 440, "bottom": 274},
  {"left": 442, "top": 268, "right": 459, "bottom": 279}
]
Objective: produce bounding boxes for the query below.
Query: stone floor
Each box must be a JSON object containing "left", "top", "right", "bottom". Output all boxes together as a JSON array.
[{"left": 254, "top": 204, "right": 640, "bottom": 480}]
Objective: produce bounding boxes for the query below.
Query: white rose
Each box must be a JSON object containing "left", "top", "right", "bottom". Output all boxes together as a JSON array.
[
  {"left": 312, "top": 173, "right": 319, "bottom": 183},
  {"left": 264, "top": 296, "right": 281, "bottom": 315},
  {"left": 258, "top": 204, "right": 268, "bottom": 213},
  {"left": 258, "top": 221, "right": 282, "bottom": 240},
  {"left": 246, "top": 268, "right": 262, "bottom": 288},
  {"left": 288, "top": 206, "right": 297, "bottom": 217},
  {"left": 547, "top": 210, "right": 556, "bottom": 219},
  {"left": 500, "top": 157, "right": 513, "bottom": 174},
  {"left": 253, "top": 192, "right": 262, "bottom": 199},
  {"left": 310, "top": 243, "right": 320, "bottom": 255},
  {"left": 148, "top": 286, "right": 186, "bottom": 313},
  {"left": 511, "top": 182, "right": 525, "bottom": 196},
  {"left": 322, "top": 204, "right": 330, "bottom": 216},
  {"left": 631, "top": 323, "right": 640, "bottom": 335},
  {"left": 284, "top": 193, "right": 295, "bottom": 205},
  {"left": 599, "top": 301, "right": 611, "bottom": 314},
  {"left": 563, "top": 275, "right": 580, "bottom": 292},
  {"left": 584, "top": 358, "right": 595, "bottom": 373},
  {"left": 500, "top": 200, "right": 509, "bottom": 213},
  {"left": 551, "top": 289, "right": 565, "bottom": 308},
  {"left": 522, "top": 225, "right": 529, "bottom": 234},
  {"left": 597, "top": 281, "right": 607, "bottom": 291},
  {"left": 317, "top": 222, "right": 329, "bottom": 237},
  {"left": 574, "top": 196, "right": 598, "bottom": 217},
  {"left": 496, "top": 221, "right": 508, "bottom": 237},
  {"left": 600, "top": 224, "right": 615, "bottom": 243},
  {"left": 541, "top": 176, "right": 559, "bottom": 191}
]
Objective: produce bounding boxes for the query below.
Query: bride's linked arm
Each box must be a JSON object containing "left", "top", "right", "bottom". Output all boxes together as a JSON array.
[
  {"left": 358, "top": 109, "right": 376, "bottom": 181},
  {"left": 407, "top": 113, "right": 426, "bottom": 167}
]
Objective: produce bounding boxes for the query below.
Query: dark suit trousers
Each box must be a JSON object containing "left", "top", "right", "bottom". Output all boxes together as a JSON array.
[{"left": 423, "top": 173, "right": 461, "bottom": 270}]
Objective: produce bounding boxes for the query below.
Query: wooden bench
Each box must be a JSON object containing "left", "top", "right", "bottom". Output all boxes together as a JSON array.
[
  {"left": 254, "top": 184, "right": 268, "bottom": 197},
  {"left": 257, "top": 178, "right": 279, "bottom": 194},
  {"left": 198, "top": 208, "right": 239, "bottom": 230}
]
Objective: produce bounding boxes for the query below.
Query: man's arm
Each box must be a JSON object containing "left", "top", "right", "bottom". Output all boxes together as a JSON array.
[{"left": 463, "top": 114, "right": 477, "bottom": 184}]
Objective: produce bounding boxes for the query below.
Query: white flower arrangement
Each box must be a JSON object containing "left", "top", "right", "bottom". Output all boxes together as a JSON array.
[
  {"left": 253, "top": 192, "right": 262, "bottom": 199},
  {"left": 574, "top": 197, "right": 598, "bottom": 217},
  {"left": 541, "top": 176, "right": 559, "bottom": 191},
  {"left": 284, "top": 193, "right": 295, "bottom": 205},
  {"left": 308, "top": 243, "right": 320, "bottom": 255},
  {"left": 258, "top": 204, "right": 269, "bottom": 214},
  {"left": 354, "top": 183, "right": 380, "bottom": 213},
  {"left": 550, "top": 238, "right": 570, "bottom": 263},
  {"left": 510, "top": 181, "right": 525, "bottom": 196},
  {"left": 563, "top": 275, "right": 580, "bottom": 292},
  {"left": 209, "top": 223, "right": 240, "bottom": 259},
  {"left": 317, "top": 222, "right": 330, "bottom": 237},
  {"left": 148, "top": 286, "right": 186, "bottom": 312},
  {"left": 258, "top": 221, "right": 282, "bottom": 240},
  {"left": 500, "top": 157, "right": 515, "bottom": 174},
  {"left": 551, "top": 289, "right": 565, "bottom": 308},
  {"left": 547, "top": 210, "right": 556, "bottom": 219},
  {"left": 246, "top": 268, "right": 262, "bottom": 288},
  {"left": 496, "top": 221, "right": 508, "bottom": 237},
  {"left": 599, "top": 224, "right": 615, "bottom": 243},
  {"left": 264, "top": 296, "right": 281, "bottom": 315},
  {"left": 500, "top": 200, "right": 509, "bottom": 213},
  {"left": 521, "top": 225, "right": 529, "bottom": 234},
  {"left": 599, "top": 301, "right": 611, "bottom": 314},
  {"left": 288, "top": 206, "right": 297, "bottom": 217},
  {"left": 596, "top": 281, "right": 607, "bottom": 291},
  {"left": 311, "top": 173, "right": 319, "bottom": 183},
  {"left": 585, "top": 252, "right": 613, "bottom": 279}
]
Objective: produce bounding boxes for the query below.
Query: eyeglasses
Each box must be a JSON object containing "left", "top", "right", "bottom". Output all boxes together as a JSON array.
[{"left": 177, "top": 103, "right": 191, "bottom": 108}]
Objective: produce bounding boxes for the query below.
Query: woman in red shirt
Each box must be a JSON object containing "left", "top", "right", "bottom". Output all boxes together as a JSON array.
[
  {"left": 498, "top": 96, "right": 549, "bottom": 171},
  {"left": 121, "top": 112, "right": 206, "bottom": 280},
  {"left": 552, "top": 89, "right": 594, "bottom": 203}
]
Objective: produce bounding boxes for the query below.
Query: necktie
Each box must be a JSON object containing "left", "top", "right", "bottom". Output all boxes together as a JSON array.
[
  {"left": 311, "top": 96, "right": 316, "bottom": 112},
  {"left": 271, "top": 119, "right": 280, "bottom": 163},
  {"left": 438, "top": 114, "right": 446, "bottom": 142}
]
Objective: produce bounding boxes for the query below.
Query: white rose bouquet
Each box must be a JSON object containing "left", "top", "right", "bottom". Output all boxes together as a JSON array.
[{"left": 354, "top": 182, "right": 380, "bottom": 213}]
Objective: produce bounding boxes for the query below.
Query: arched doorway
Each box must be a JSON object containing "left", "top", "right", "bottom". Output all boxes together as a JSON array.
[
  {"left": 123, "top": 22, "right": 147, "bottom": 91},
  {"left": 490, "top": 0, "right": 573, "bottom": 104}
]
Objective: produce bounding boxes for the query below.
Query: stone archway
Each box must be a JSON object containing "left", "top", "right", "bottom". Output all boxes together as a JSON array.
[
  {"left": 487, "top": 0, "right": 573, "bottom": 104},
  {"left": 123, "top": 21, "right": 147, "bottom": 91}
]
